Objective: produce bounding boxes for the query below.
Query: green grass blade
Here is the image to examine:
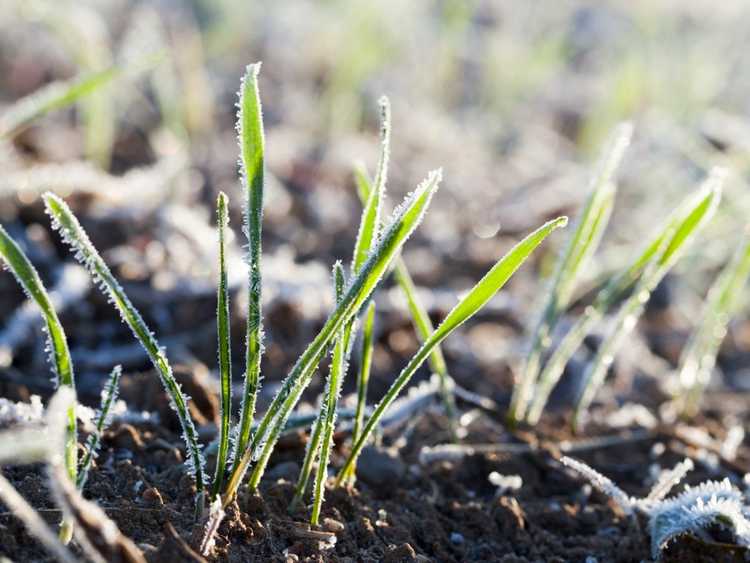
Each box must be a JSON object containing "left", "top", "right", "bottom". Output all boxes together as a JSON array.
[
  {"left": 43, "top": 193, "right": 207, "bottom": 501},
  {"left": 76, "top": 365, "right": 121, "bottom": 490},
  {"left": 336, "top": 216, "right": 568, "bottom": 484},
  {"left": 291, "top": 263, "right": 346, "bottom": 511},
  {"left": 211, "top": 193, "right": 233, "bottom": 499},
  {"left": 232, "top": 63, "right": 267, "bottom": 470},
  {"left": 572, "top": 171, "right": 723, "bottom": 430},
  {"left": 0, "top": 224, "right": 77, "bottom": 484},
  {"left": 526, "top": 170, "right": 725, "bottom": 425},
  {"left": 351, "top": 97, "right": 390, "bottom": 274},
  {"left": 222, "top": 169, "right": 442, "bottom": 504},
  {"left": 509, "top": 122, "right": 631, "bottom": 425},
  {"left": 310, "top": 263, "right": 347, "bottom": 525},
  {"left": 0, "top": 67, "right": 118, "bottom": 138},
  {"left": 679, "top": 232, "right": 750, "bottom": 416}
]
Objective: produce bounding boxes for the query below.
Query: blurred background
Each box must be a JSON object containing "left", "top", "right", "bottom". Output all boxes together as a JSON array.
[{"left": 1, "top": 0, "right": 750, "bottom": 415}]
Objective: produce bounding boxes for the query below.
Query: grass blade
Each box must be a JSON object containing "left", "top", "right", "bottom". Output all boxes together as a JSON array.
[
  {"left": 43, "top": 193, "right": 207, "bottom": 502},
  {"left": 0, "top": 67, "right": 118, "bottom": 138},
  {"left": 508, "top": 123, "right": 631, "bottom": 425},
  {"left": 679, "top": 232, "right": 750, "bottom": 416},
  {"left": 291, "top": 263, "right": 346, "bottom": 511},
  {"left": 222, "top": 169, "right": 442, "bottom": 504},
  {"left": 525, "top": 170, "right": 725, "bottom": 425},
  {"left": 311, "top": 263, "right": 347, "bottom": 525},
  {"left": 232, "top": 63, "right": 267, "bottom": 469},
  {"left": 572, "top": 171, "right": 723, "bottom": 430},
  {"left": 211, "top": 193, "right": 233, "bottom": 499},
  {"left": 336, "top": 216, "right": 568, "bottom": 484},
  {"left": 0, "top": 225, "right": 77, "bottom": 485},
  {"left": 76, "top": 365, "right": 121, "bottom": 490}
]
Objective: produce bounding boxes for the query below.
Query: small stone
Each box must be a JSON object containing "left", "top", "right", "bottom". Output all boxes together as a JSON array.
[
  {"left": 142, "top": 487, "right": 164, "bottom": 507},
  {"left": 356, "top": 446, "right": 406, "bottom": 488},
  {"left": 265, "top": 461, "right": 300, "bottom": 482},
  {"left": 450, "top": 532, "right": 464, "bottom": 545},
  {"left": 383, "top": 543, "right": 417, "bottom": 562},
  {"left": 322, "top": 518, "right": 344, "bottom": 533}
]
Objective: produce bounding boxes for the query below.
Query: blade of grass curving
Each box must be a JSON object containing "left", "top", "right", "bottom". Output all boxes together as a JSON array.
[
  {"left": 231, "top": 63, "right": 266, "bottom": 470},
  {"left": 679, "top": 232, "right": 750, "bottom": 417},
  {"left": 572, "top": 172, "right": 723, "bottom": 431},
  {"left": 336, "top": 216, "right": 568, "bottom": 484},
  {"left": 222, "top": 169, "right": 442, "bottom": 505},
  {"left": 0, "top": 67, "right": 118, "bottom": 138},
  {"left": 43, "top": 193, "right": 207, "bottom": 504},
  {"left": 291, "top": 263, "right": 346, "bottom": 512},
  {"left": 310, "top": 263, "right": 347, "bottom": 525},
  {"left": 525, "top": 171, "right": 724, "bottom": 425},
  {"left": 76, "top": 365, "right": 121, "bottom": 490},
  {"left": 508, "top": 122, "right": 631, "bottom": 425},
  {"left": 0, "top": 224, "right": 77, "bottom": 483},
  {"left": 355, "top": 166, "right": 456, "bottom": 423},
  {"left": 211, "top": 193, "right": 233, "bottom": 499}
]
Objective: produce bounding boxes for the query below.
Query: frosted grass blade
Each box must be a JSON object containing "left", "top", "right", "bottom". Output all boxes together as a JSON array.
[
  {"left": 222, "top": 169, "right": 442, "bottom": 504},
  {"left": 211, "top": 193, "right": 233, "bottom": 499},
  {"left": 0, "top": 67, "right": 118, "bottom": 138},
  {"left": 572, "top": 172, "right": 723, "bottom": 430},
  {"left": 291, "top": 263, "right": 346, "bottom": 511},
  {"left": 679, "top": 233, "right": 750, "bottom": 416},
  {"left": 508, "top": 122, "right": 631, "bottom": 425},
  {"left": 76, "top": 365, "right": 121, "bottom": 490},
  {"left": 0, "top": 225, "right": 77, "bottom": 485},
  {"left": 43, "top": 193, "right": 207, "bottom": 502},
  {"left": 311, "top": 263, "right": 347, "bottom": 525},
  {"left": 232, "top": 63, "right": 266, "bottom": 469},
  {"left": 336, "top": 216, "right": 568, "bottom": 483}
]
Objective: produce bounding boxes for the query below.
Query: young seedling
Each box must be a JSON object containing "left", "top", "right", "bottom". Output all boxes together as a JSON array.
[
  {"left": 678, "top": 232, "right": 750, "bottom": 417},
  {"left": 572, "top": 172, "right": 723, "bottom": 430},
  {"left": 211, "top": 193, "right": 233, "bottom": 499},
  {"left": 508, "top": 122, "right": 632, "bottom": 425},
  {"left": 310, "top": 263, "right": 348, "bottom": 525},
  {"left": 43, "top": 193, "right": 207, "bottom": 507},
  {"left": 76, "top": 365, "right": 121, "bottom": 490},
  {"left": 222, "top": 168, "right": 443, "bottom": 506},
  {"left": 0, "top": 224, "right": 78, "bottom": 541},
  {"left": 231, "top": 63, "right": 266, "bottom": 471},
  {"left": 525, "top": 169, "right": 725, "bottom": 425},
  {"left": 336, "top": 216, "right": 568, "bottom": 484},
  {"left": 348, "top": 299, "right": 375, "bottom": 479}
]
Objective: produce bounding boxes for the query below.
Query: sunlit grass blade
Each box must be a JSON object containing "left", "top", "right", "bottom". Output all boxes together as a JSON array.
[
  {"left": 336, "top": 216, "right": 568, "bottom": 484},
  {"left": 76, "top": 365, "right": 121, "bottom": 490},
  {"left": 0, "top": 224, "right": 77, "bottom": 484},
  {"left": 508, "top": 123, "right": 631, "bottom": 425},
  {"left": 232, "top": 63, "right": 266, "bottom": 470},
  {"left": 679, "top": 232, "right": 750, "bottom": 417},
  {"left": 43, "top": 193, "right": 207, "bottom": 503},
  {"left": 291, "top": 263, "right": 346, "bottom": 511},
  {"left": 341, "top": 299, "right": 376, "bottom": 483},
  {"left": 572, "top": 171, "right": 723, "bottom": 431},
  {"left": 222, "top": 169, "right": 442, "bottom": 505},
  {"left": 0, "top": 67, "right": 118, "bottom": 138},
  {"left": 311, "top": 262, "right": 347, "bottom": 525},
  {"left": 211, "top": 193, "right": 233, "bottom": 499},
  {"left": 525, "top": 170, "right": 725, "bottom": 425},
  {"left": 355, "top": 165, "right": 456, "bottom": 424}
]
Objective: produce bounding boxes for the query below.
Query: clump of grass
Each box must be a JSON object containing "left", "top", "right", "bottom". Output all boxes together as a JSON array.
[
  {"left": 525, "top": 169, "right": 725, "bottom": 426},
  {"left": 507, "top": 122, "right": 632, "bottom": 425},
  {"left": 571, "top": 172, "right": 722, "bottom": 430},
  {"left": 336, "top": 216, "right": 568, "bottom": 483},
  {"left": 678, "top": 231, "right": 750, "bottom": 417}
]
